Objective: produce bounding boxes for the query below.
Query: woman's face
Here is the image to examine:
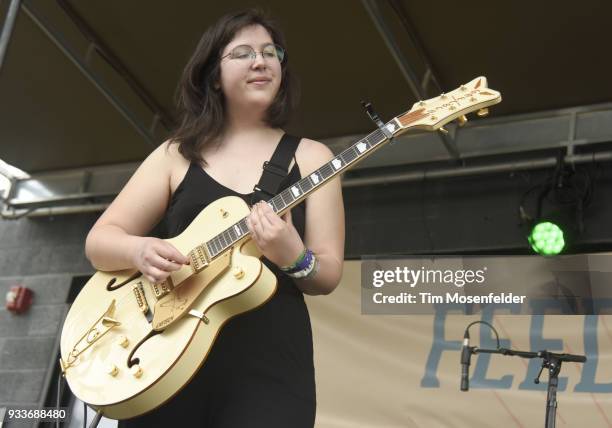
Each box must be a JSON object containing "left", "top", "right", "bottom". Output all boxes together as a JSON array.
[{"left": 218, "top": 24, "right": 282, "bottom": 114}]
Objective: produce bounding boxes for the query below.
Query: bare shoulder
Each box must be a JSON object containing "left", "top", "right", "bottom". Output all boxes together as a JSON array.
[
  {"left": 295, "top": 138, "right": 335, "bottom": 174},
  {"left": 162, "top": 140, "right": 191, "bottom": 193}
]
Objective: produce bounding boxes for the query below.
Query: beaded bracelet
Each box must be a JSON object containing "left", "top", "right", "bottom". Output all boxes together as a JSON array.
[{"left": 289, "top": 253, "right": 317, "bottom": 279}]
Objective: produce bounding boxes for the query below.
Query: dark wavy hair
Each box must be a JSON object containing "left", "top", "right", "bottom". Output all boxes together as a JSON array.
[{"left": 168, "top": 9, "right": 299, "bottom": 165}]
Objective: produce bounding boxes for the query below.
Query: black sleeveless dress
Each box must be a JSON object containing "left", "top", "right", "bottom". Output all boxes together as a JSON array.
[{"left": 119, "top": 147, "right": 316, "bottom": 427}]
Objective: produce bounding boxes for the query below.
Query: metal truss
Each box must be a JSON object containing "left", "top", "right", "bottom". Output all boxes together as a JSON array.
[
  {"left": 1, "top": 0, "right": 171, "bottom": 147},
  {"left": 2, "top": 102, "right": 611, "bottom": 218}
]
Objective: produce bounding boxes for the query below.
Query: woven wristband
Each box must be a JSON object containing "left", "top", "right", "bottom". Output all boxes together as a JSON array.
[
  {"left": 283, "top": 249, "right": 313, "bottom": 274},
  {"left": 280, "top": 247, "right": 307, "bottom": 272}
]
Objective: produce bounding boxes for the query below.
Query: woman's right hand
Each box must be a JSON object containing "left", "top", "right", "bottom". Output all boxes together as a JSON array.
[{"left": 131, "top": 237, "right": 190, "bottom": 284}]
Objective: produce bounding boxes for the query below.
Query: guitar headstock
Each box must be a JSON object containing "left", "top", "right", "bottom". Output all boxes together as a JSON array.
[{"left": 392, "top": 76, "right": 502, "bottom": 135}]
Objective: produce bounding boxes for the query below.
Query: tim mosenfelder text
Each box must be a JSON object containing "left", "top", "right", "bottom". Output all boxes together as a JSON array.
[{"left": 369, "top": 266, "right": 527, "bottom": 305}]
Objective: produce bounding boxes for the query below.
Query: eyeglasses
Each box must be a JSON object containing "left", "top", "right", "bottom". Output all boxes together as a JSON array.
[{"left": 221, "top": 43, "right": 285, "bottom": 64}]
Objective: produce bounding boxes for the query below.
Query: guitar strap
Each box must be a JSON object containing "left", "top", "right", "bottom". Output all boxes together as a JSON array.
[{"left": 251, "top": 133, "right": 300, "bottom": 205}]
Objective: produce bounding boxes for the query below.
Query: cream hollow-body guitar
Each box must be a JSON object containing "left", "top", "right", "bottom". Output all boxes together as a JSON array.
[{"left": 60, "top": 77, "right": 501, "bottom": 419}]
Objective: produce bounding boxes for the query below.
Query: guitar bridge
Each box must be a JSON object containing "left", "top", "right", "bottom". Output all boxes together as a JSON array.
[{"left": 151, "top": 277, "right": 174, "bottom": 299}]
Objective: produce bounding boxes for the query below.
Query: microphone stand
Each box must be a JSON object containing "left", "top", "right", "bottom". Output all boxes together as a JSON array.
[{"left": 466, "top": 346, "right": 587, "bottom": 428}]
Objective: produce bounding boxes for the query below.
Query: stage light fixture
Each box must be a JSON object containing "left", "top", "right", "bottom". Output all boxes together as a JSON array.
[{"left": 528, "top": 221, "right": 565, "bottom": 256}]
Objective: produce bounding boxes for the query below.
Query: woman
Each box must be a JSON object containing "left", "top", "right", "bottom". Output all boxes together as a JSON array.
[{"left": 85, "top": 9, "right": 345, "bottom": 428}]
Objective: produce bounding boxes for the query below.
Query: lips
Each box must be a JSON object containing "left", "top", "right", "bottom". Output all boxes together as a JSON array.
[{"left": 247, "top": 77, "right": 271, "bottom": 83}]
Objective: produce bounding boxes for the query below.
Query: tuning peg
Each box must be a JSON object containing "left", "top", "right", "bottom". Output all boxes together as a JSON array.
[
  {"left": 456, "top": 115, "right": 468, "bottom": 127},
  {"left": 440, "top": 93, "right": 447, "bottom": 99},
  {"left": 477, "top": 108, "right": 489, "bottom": 117},
  {"left": 438, "top": 126, "right": 449, "bottom": 135}
]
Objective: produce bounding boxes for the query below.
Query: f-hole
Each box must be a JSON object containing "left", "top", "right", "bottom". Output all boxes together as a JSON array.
[
  {"left": 127, "top": 329, "right": 162, "bottom": 368},
  {"left": 107, "top": 271, "right": 142, "bottom": 291}
]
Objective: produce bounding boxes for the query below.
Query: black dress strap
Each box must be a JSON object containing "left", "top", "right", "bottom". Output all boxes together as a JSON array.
[{"left": 251, "top": 133, "right": 301, "bottom": 205}]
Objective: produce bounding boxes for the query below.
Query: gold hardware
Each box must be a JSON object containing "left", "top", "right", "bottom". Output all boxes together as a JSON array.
[
  {"left": 87, "top": 329, "right": 100, "bottom": 343},
  {"left": 438, "top": 127, "right": 449, "bottom": 135},
  {"left": 151, "top": 277, "right": 174, "bottom": 299},
  {"left": 117, "top": 335, "right": 129, "bottom": 348},
  {"left": 440, "top": 93, "right": 447, "bottom": 99},
  {"left": 430, "top": 115, "right": 437, "bottom": 121},
  {"left": 477, "top": 108, "right": 489, "bottom": 117},
  {"left": 460, "top": 85, "right": 467, "bottom": 91},
  {"left": 456, "top": 115, "right": 468, "bottom": 126},
  {"left": 133, "top": 282, "right": 149, "bottom": 313},
  {"left": 233, "top": 266, "right": 245, "bottom": 279},
  {"left": 107, "top": 364, "right": 119, "bottom": 377},
  {"left": 131, "top": 364, "right": 143, "bottom": 378},
  {"left": 188, "top": 309, "right": 210, "bottom": 324},
  {"left": 62, "top": 300, "right": 121, "bottom": 373},
  {"left": 189, "top": 245, "right": 209, "bottom": 275},
  {"left": 220, "top": 208, "right": 229, "bottom": 218},
  {"left": 419, "top": 100, "right": 425, "bottom": 106}
]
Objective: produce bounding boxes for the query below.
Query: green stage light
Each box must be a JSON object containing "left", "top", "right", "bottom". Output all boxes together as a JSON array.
[{"left": 528, "top": 221, "right": 565, "bottom": 256}]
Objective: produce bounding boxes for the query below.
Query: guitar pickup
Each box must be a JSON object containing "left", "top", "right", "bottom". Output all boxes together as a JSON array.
[
  {"left": 188, "top": 245, "right": 209, "bottom": 274},
  {"left": 132, "top": 282, "right": 149, "bottom": 314}
]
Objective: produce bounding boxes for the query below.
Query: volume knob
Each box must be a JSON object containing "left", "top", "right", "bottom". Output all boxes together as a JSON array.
[
  {"left": 131, "top": 364, "right": 143, "bottom": 378},
  {"left": 117, "top": 335, "right": 129, "bottom": 348},
  {"left": 233, "top": 267, "right": 245, "bottom": 279},
  {"left": 107, "top": 364, "right": 118, "bottom": 377}
]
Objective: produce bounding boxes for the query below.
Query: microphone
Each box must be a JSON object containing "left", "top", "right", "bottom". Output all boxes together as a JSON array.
[{"left": 460, "top": 330, "right": 472, "bottom": 391}]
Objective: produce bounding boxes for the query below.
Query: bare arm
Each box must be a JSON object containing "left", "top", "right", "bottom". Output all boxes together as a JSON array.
[
  {"left": 85, "top": 141, "right": 189, "bottom": 281},
  {"left": 294, "top": 139, "right": 345, "bottom": 295}
]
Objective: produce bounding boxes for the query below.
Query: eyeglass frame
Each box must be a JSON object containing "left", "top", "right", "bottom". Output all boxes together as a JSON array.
[{"left": 220, "top": 43, "right": 286, "bottom": 64}]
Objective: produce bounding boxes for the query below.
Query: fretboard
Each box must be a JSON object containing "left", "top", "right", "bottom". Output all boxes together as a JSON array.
[{"left": 204, "top": 122, "right": 397, "bottom": 258}]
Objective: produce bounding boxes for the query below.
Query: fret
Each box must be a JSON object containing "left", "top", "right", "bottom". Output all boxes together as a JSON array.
[
  {"left": 280, "top": 190, "right": 293, "bottom": 206},
  {"left": 299, "top": 178, "right": 313, "bottom": 193},
  {"left": 215, "top": 235, "right": 223, "bottom": 254},
  {"left": 228, "top": 228, "right": 236, "bottom": 242},
  {"left": 273, "top": 195, "right": 285, "bottom": 212}
]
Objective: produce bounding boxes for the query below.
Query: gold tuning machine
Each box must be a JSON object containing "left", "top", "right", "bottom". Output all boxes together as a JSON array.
[
  {"left": 477, "top": 108, "right": 489, "bottom": 117},
  {"left": 438, "top": 126, "right": 449, "bottom": 135},
  {"left": 456, "top": 115, "right": 468, "bottom": 127}
]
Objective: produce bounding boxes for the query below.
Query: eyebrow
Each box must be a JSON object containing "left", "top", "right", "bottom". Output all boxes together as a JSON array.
[{"left": 227, "top": 42, "right": 275, "bottom": 51}]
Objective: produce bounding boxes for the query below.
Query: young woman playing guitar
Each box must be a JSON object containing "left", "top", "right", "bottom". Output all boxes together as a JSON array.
[{"left": 85, "top": 9, "right": 345, "bottom": 428}]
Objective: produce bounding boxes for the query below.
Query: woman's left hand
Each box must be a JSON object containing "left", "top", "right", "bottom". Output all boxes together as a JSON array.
[{"left": 246, "top": 201, "right": 305, "bottom": 267}]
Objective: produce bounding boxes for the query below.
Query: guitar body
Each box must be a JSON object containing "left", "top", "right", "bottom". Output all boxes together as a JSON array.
[{"left": 60, "top": 196, "right": 277, "bottom": 419}]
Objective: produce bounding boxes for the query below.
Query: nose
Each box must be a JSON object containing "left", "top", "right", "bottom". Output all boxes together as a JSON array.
[{"left": 250, "top": 52, "right": 266, "bottom": 69}]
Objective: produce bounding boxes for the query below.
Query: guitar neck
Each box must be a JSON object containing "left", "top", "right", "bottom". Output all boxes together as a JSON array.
[{"left": 204, "top": 121, "right": 399, "bottom": 259}]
